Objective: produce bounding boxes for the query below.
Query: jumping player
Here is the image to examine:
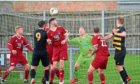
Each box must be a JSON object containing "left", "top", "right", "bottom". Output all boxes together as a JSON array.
[
  {"left": 100, "top": 17, "right": 131, "bottom": 84},
  {"left": 69, "top": 27, "right": 94, "bottom": 83},
  {"left": 88, "top": 27, "right": 110, "bottom": 84},
  {"left": 30, "top": 21, "right": 50, "bottom": 84},
  {"left": 47, "top": 18, "right": 68, "bottom": 84},
  {"left": 1, "top": 26, "right": 33, "bottom": 83},
  {"left": 42, "top": 21, "right": 59, "bottom": 84}
]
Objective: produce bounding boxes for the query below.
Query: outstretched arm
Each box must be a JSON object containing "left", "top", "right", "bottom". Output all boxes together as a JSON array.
[
  {"left": 100, "top": 34, "right": 114, "bottom": 40},
  {"left": 25, "top": 44, "right": 34, "bottom": 52}
]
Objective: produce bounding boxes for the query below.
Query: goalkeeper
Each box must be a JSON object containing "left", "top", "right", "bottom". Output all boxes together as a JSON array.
[{"left": 69, "top": 27, "right": 94, "bottom": 84}]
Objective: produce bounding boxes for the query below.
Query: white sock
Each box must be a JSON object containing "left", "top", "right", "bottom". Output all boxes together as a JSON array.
[{"left": 46, "top": 81, "right": 49, "bottom": 84}]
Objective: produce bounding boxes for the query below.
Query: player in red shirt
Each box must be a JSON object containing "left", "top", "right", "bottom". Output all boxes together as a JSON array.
[
  {"left": 88, "top": 27, "right": 110, "bottom": 84},
  {"left": 1, "top": 26, "right": 33, "bottom": 83},
  {"left": 47, "top": 18, "right": 68, "bottom": 84},
  {"left": 42, "top": 21, "right": 59, "bottom": 84}
]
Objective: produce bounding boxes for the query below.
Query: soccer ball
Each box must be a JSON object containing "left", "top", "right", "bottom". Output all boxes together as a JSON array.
[{"left": 50, "top": 7, "right": 59, "bottom": 15}]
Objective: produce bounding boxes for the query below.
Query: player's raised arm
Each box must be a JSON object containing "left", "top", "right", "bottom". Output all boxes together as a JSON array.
[
  {"left": 100, "top": 34, "right": 114, "bottom": 40},
  {"left": 23, "top": 38, "right": 34, "bottom": 52}
]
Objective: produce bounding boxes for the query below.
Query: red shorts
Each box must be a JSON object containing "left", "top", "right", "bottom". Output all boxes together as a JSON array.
[
  {"left": 10, "top": 56, "right": 28, "bottom": 66},
  {"left": 47, "top": 45, "right": 53, "bottom": 64},
  {"left": 52, "top": 44, "right": 68, "bottom": 62},
  {"left": 91, "top": 56, "right": 108, "bottom": 69}
]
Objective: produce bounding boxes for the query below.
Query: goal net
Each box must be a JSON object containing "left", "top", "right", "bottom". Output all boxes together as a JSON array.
[{"left": 0, "top": 10, "right": 140, "bottom": 84}]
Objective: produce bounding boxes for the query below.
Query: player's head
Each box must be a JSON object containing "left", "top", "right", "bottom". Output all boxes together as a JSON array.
[
  {"left": 79, "top": 27, "right": 85, "bottom": 36},
  {"left": 45, "top": 20, "right": 49, "bottom": 28},
  {"left": 38, "top": 20, "right": 46, "bottom": 28},
  {"left": 15, "top": 26, "right": 23, "bottom": 35},
  {"left": 93, "top": 27, "right": 100, "bottom": 35},
  {"left": 49, "top": 18, "right": 58, "bottom": 27},
  {"left": 117, "top": 16, "right": 124, "bottom": 27}
]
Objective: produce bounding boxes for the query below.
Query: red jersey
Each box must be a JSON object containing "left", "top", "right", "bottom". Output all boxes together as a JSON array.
[
  {"left": 92, "top": 35, "right": 110, "bottom": 57},
  {"left": 8, "top": 35, "right": 33, "bottom": 58},
  {"left": 44, "top": 28, "right": 53, "bottom": 52},
  {"left": 47, "top": 26, "right": 67, "bottom": 46}
]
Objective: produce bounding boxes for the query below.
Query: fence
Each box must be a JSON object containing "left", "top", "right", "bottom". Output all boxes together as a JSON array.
[{"left": 0, "top": 10, "right": 140, "bottom": 83}]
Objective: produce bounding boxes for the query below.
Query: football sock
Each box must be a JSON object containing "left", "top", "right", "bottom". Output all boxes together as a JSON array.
[
  {"left": 30, "top": 69, "right": 36, "bottom": 79},
  {"left": 43, "top": 72, "right": 45, "bottom": 79},
  {"left": 120, "top": 70, "right": 127, "bottom": 83},
  {"left": 50, "top": 69, "right": 55, "bottom": 82},
  {"left": 100, "top": 72, "right": 105, "bottom": 83},
  {"left": 45, "top": 70, "right": 49, "bottom": 81},
  {"left": 123, "top": 67, "right": 128, "bottom": 77},
  {"left": 24, "top": 69, "right": 29, "bottom": 80},
  {"left": 3, "top": 69, "right": 10, "bottom": 80},
  {"left": 88, "top": 72, "right": 93, "bottom": 84},
  {"left": 59, "top": 68, "right": 64, "bottom": 82},
  {"left": 55, "top": 68, "right": 59, "bottom": 78}
]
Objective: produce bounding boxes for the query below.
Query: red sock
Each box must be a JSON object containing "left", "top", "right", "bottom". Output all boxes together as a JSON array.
[
  {"left": 88, "top": 72, "right": 93, "bottom": 84},
  {"left": 24, "top": 69, "right": 29, "bottom": 80},
  {"left": 100, "top": 72, "right": 105, "bottom": 84},
  {"left": 3, "top": 69, "right": 10, "bottom": 80},
  {"left": 43, "top": 72, "right": 45, "bottom": 79},
  {"left": 59, "top": 68, "right": 64, "bottom": 82},
  {"left": 55, "top": 68, "right": 59, "bottom": 79},
  {"left": 50, "top": 69, "right": 56, "bottom": 82}
]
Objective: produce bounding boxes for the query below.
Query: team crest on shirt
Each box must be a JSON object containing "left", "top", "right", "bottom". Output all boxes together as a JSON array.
[
  {"left": 15, "top": 40, "right": 17, "bottom": 42},
  {"left": 54, "top": 35, "right": 60, "bottom": 41},
  {"left": 50, "top": 34, "right": 52, "bottom": 36},
  {"left": 58, "top": 31, "right": 60, "bottom": 34}
]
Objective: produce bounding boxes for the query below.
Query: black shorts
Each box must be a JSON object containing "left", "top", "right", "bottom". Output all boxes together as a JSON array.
[
  {"left": 31, "top": 50, "right": 49, "bottom": 67},
  {"left": 114, "top": 48, "right": 126, "bottom": 65}
]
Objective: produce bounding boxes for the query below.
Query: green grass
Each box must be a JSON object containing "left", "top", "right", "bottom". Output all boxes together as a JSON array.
[{"left": 2, "top": 53, "right": 140, "bottom": 84}]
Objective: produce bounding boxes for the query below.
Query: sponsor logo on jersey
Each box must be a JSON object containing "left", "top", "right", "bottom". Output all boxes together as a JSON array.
[
  {"left": 54, "top": 35, "right": 60, "bottom": 41},
  {"left": 17, "top": 43, "right": 21, "bottom": 47},
  {"left": 82, "top": 44, "right": 88, "bottom": 47}
]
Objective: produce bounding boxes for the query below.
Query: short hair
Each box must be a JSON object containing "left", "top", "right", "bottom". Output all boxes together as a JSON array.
[
  {"left": 38, "top": 20, "right": 45, "bottom": 27},
  {"left": 15, "top": 26, "right": 22, "bottom": 31},
  {"left": 94, "top": 27, "right": 100, "bottom": 33},
  {"left": 117, "top": 16, "right": 124, "bottom": 24},
  {"left": 49, "top": 18, "right": 56, "bottom": 24},
  {"left": 45, "top": 20, "right": 48, "bottom": 24}
]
